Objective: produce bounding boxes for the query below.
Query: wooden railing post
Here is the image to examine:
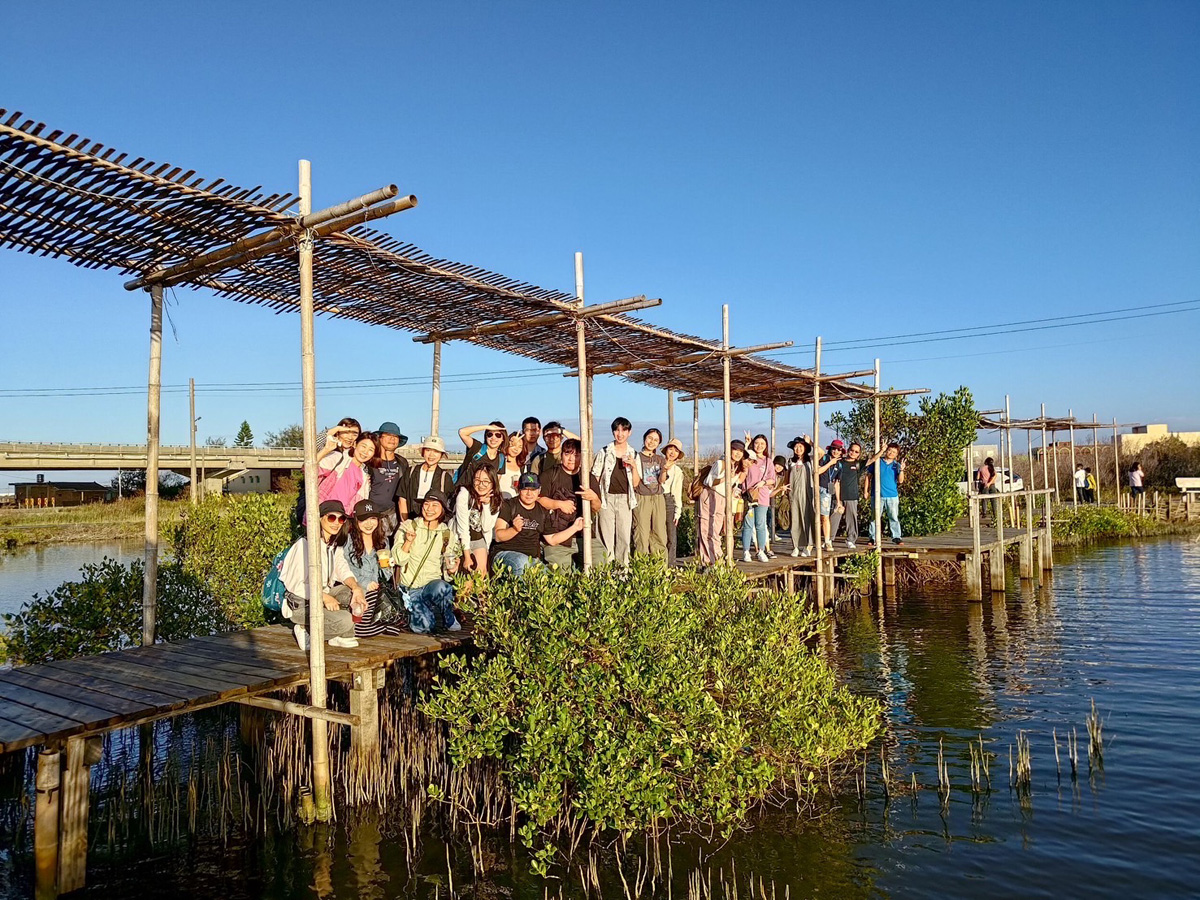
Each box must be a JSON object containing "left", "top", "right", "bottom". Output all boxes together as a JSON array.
[{"left": 965, "top": 493, "right": 982, "bottom": 600}]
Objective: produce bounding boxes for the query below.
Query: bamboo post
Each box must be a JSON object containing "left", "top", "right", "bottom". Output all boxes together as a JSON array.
[
  {"left": 1026, "top": 429, "right": 1035, "bottom": 493},
  {"left": 1043, "top": 488, "right": 1054, "bottom": 570},
  {"left": 586, "top": 375, "right": 594, "bottom": 453},
  {"left": 298, "top": 159, "right": 333, "bottom": 822},
  {"left": 189, "top": 378, "right": 198, "bottom": 505},
  {"left": 1004, "top": 395, "right": 1017, "bottom": 522},
  {"left": 722, "top": 305, "right": 733, "bottom": 564},
  {"left": 769, "top": 406, "right": 777, "bottom": 461},
  {"left": 1040, "top": 403, "right": 1050, "bottom": 501},
  {"left": 667, "top": 389, "right": 676, "bottom": 441},
  {"left": 873, "top": 359, "right": 882, "bottom": 589},
  {"left": 1093, "top": 414, "right": 1101, "bottom": 504},
  {"left": 1069, "top": 410, "right": 1077, "bottom": 508},
  {"left": 812, "top": 337, "right": 824, "bottom": 609},
  {"left": 692, "top": 400, "right": 700, "bottom": 472},
  {"left": 142, "top": 282, "right": 163, "bottom": 646},
  {"left": 1051, "top": 429, "right": 1060, "bottom": 501},
  {"left": 430, "top": 339, "right": 442, "bottom": 437},
  {"left": 575, "top": 252, "right": 593, "bottom": 571},
  {"left": 1112, "top": 418, "right": 1122, "bottom": 511},
  {"left": 348, "top": 668, "right": 384, "bottom": 765},
  {"left": 35, "top": 748, "right": 60, "bottom": 900}
]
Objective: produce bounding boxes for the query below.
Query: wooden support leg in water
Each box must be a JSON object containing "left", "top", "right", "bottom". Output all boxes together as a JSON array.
[
  {"left": 58, "top": 736, "right": 101, "bottom": 894},
  {"left": 1019, "top": 535, "right": 1034, "bottom": 580},
  {"left": 35, "top": 748, "right": 61, "bottom": 900},
  {"left": 883, "top": 558, "right": 897, "bottom": 595},
  {"left": 963, "top": 552, "right": 983, "bottom": 601},
  {"left": 349, "top": 667, "right": 385, "bottom": 760},
  {"left": 989, "top": 545, "right": 1006, "bottom": 593}
]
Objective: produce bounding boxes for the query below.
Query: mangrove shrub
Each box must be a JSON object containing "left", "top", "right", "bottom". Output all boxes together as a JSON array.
[
  {"left": 172, "top": 492, "right": 295, "bottom": 628},
  {"left": 0, "top": 558, "right": 227, "bottom": 666},
  {"left": 422, "top": 558, "right": 880, "bottom": 869}
]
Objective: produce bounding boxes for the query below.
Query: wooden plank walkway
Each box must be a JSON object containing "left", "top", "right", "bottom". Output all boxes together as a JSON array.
[{"left": 0, "top": 626, "right": 470, "bottom": 755}]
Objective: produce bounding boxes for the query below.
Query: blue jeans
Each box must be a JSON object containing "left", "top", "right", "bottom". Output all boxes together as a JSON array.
[
  {"left": 492, "top": 549, "right": 537, "bottom": 578},
  {"left": 741, "top": 504, "right": 770, "bottom": 553},
  {"left": 405, "top": 579, "right": 459, "bottom": 634},
  {"left": 869, "top": 497, "right": 902, "bottom": 541}
]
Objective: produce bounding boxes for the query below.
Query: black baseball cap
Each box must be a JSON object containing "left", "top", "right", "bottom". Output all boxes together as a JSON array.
[
  {"left": 319, "top": 500, "right": 347, "bottom": 517},
  {"left": 518, "top": 472, "right": 540, "bottom": 490},
  {"left": 354, "top": 499, "right": 384, "bottom": 519}
]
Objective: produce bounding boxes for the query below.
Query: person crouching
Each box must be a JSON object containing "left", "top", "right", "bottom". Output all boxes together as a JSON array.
[{"left": 394, "top": 489, "right": 463, "bottom": 633}]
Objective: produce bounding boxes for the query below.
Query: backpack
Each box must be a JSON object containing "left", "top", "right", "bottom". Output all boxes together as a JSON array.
[
  {"left": 687, "top": 464, "right": 713, "bottom": 502},
  {"left": 261, "top": 546, "right": 289, "bottom": 614}
]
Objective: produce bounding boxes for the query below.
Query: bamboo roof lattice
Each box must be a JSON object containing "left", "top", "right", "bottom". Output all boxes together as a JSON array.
[
  {"left": 0, "top": 109, "right": 874, "bottom": 405},
  {"left": 977, "top": 414, "right": 1140, "bottom": 431}
]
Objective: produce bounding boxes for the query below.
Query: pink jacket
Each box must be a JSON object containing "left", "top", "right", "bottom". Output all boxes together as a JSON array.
[{"left": 317, "top": 462, "right": 367, "bottom": 513}]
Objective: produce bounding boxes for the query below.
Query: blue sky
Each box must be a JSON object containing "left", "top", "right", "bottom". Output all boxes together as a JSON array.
[{"left": 1, "top": 0, "right": 1197, "bottom": 467}]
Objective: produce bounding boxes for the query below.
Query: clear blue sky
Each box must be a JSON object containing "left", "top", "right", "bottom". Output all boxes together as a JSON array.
[{"left": 2, "top": 0, "right": 1197, "bottom": 464}]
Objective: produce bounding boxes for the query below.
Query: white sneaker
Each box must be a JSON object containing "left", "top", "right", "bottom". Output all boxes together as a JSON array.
[
  {"left": 803, "top": 546, "right": 813, "bottom": 558},
  {"left": 846, "top": 541, "right": 857, "bottom": 550},
  {"left": 447, "top": 620, "right": 463, "bottom": 633},
  {"left": 329, "top": 636, "right": 359, "bottom": 649},
  {"left": 756, "top": 550, "right": 770, "bottom": 563},
  {"left": 293, "top": 625, "right": 308, "bottom": 651},
  {"left": 742, "top": 550, "right": 752, "bottom": 563},
  {"left": 824, "top": 541, "right": 833, "bottom": 551},
  {"left": 790, "top": 548, "right": 801, "bottom": 557}
]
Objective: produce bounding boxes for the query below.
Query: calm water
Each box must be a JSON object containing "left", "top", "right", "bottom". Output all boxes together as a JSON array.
[
  {"left": 1, "top": 537, "right": 1197, "bottom": 898},
  {"left": 0, "top": 540, "right": 142, "bottom": 624}
]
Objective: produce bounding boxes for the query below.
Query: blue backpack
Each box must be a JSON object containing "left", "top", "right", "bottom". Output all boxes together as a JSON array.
[{"left": 262, "top": 546, "right": 289, "bottom": 614}]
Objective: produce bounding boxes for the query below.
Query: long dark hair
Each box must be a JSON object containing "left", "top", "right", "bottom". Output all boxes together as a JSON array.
[
  {"left": 983, "top": 457, "right": 996, "bottom": 479},
  {"left": 469, "top": 463, "right": 501, "bottom": 514},
  {"left": 347, "top": 515, "right": 382, "bottom": 565}
]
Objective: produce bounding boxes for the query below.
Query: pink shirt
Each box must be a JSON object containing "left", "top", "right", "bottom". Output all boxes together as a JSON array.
[
  {"left": 743, "top": 456, "right": 776, "bottom": 505},
  {"left": 318, "top": 462, "right": 367, "bottom": 513}
]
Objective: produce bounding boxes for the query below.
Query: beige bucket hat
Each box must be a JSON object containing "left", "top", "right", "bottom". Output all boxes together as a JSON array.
[{"left": 419, "top": 435, "right": 447, "bottom": 455}]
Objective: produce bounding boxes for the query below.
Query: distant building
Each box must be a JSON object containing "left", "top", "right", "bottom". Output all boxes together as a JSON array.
[
  {"left": 222, "top": 469, "right": 273, "bottom": 495},
  {"left": 11, "top": 480, "right": 114, "bottom": 507},
  {"left": 1119, "top": 424, "right": 1200, "bottom": 455}
]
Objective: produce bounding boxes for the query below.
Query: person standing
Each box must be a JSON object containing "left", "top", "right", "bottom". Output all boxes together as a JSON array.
[
  {"left": 830, "top": 442, "right": 882, "bottom": 550},
  {"left": 317, "top": 431, "right": 375, "bottom": 516},
  {"left": 538, "top": 439, "right": 603, "bottom": 569},
  {"left": 868, "top": 442, "right": 905, "bottom": 545},
  {"left": 591, "top": 417, "right": 641, "bottom": 566},
  {"left": 368, "top": 421, "right": 409, "bottom": 534},
  {"left": 520, "top": 416, "right": 544, "bottom": 473},
  {"left": 402, "top": 436, "right": 454, "bottom": 520},
  {"left": 1074, "top": 464, "right": 1088, "bottom": 505},
  {"left": 533, "top": 421, "right": 578, "bottom": 476},
  {"left": 1128, "top": 462, "right": 1145, "bottom": 509},
  {"left": 660, "top": 439, "right": 686, "bottom": 566},
  {"left": 740, "top": 434, "right": 776, "bottom": 562},
  {"left": 787, "top": 436, "right": 816, "bottom": 557},
  {"left": 816, "top": 441, "right": 844, "bottom": 551},
  {"left": 456, "top": 421, "right": 508, "bottom": 487},
  {"left": 697, "top": 440, "right": 746, "bottom": 566},
  {"left": 1085, "top": 467, "right": 1097, "bottom": 503},
  {"left": 976, "top": 456, "right": 999, "bottom": 523},
  {"left": 454, "top": 464, "right": 501, "bottom": 575},
  {"left": 633, "top": 428, "right": 668, "bottom": 560}
]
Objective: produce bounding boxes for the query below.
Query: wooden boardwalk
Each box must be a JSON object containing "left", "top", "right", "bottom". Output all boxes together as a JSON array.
[{"left": 0, "top": 626, "right": 469, "bottom": 756}]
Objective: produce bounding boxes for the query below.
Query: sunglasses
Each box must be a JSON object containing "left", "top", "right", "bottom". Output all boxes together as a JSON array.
[
  {"left": 323, "top": 513, "right": 345, "bottom": 523},
  {"left": 485, "top": 431, "right": 505, "bottom": 439}
]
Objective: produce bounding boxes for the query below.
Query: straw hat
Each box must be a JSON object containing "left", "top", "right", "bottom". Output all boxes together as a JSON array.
[{"left": 663, "top": 438, "right": 685, "bottom": 457}]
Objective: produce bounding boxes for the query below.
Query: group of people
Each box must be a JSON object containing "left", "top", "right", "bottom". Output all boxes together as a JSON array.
[
  {"left": 276, "top": 415, "right": 693, "bottom": 651},
  {"left": 1073, "top": 464, "right": 1100, "bottom": 503},
  {"left": 695, "top": 433, "right": 906, "bottom": 567}
]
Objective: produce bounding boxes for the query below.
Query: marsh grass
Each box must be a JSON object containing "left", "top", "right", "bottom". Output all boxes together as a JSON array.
[{"left": 0, "top": 498, "right": 188, "bottom": 549}]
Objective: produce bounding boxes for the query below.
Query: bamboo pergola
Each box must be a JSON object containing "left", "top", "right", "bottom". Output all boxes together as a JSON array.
[{"left": 2, "top": 109, "right": 898, "bottom": 853}]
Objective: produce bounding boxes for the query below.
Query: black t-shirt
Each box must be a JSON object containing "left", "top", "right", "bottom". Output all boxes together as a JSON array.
[
  {"left": 608, "top": 461, "right": 629, "bottom": 495},
  {"left": 835, "top": 458, "right": 869, "bottom": 501},
  {"left": 541, "top": 466, "right": 601, "bottom": 534},
  {"left": 367, "top": 457, "right": 408, "bottom": 510},
  {"left": 458, "top": 438, "right": 505, "bottom": 486},
  {"left": 492, "top": 498, "right": 548, "bottom": 559}
]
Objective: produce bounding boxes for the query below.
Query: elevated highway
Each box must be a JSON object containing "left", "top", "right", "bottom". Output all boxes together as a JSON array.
[{"left": 0, "top": 442, "right": 304, "bottom": 479}]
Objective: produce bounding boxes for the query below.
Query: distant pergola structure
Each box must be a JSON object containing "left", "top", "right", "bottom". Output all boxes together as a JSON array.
[
  {"left": 976, "top": 402, "right": 1140, "bottom": 510},
  {"left": 0, "top": 109, "right": 901, "bottom": 835}
]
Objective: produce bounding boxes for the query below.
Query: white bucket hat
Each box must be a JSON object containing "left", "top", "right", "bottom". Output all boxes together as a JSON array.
[{"left": 419, "top": 435, "right": 447, "bottom": 455}]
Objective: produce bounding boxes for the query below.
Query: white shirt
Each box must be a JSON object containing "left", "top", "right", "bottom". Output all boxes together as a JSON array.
[
  {"left": 278, "top": 537, "right": 354, "bottom": 619},
  {"left": 417, "top": 466, "right": 437, "bottom": 500},
  {"left": 1074, "top": 469, "right": 1088, "bottom": 487}
]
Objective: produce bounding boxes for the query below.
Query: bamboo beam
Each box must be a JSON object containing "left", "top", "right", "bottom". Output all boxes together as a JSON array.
[
  {"left": 124, "top": 184, "right": 402, "bottom": 289},
  {"left": 298, "top": 159, "right": 333, "bottom": 823},
  {"left": 418, "top": 295, "right": 661, "bottom": 344},
  {"left": 668, "top": 389, "right": 676, "bottom": 441},
  {"left": 576, "top": 252, "right": 593, "bottom": 571},
  {"left": 142, "top": 282, "right": 163, "bottom": 646},
  {"left": 235, "top": 695, "right": 360, "bottom": 727},
  {"left": 189, "top": 378, "right": 198, "bottom": 506},
  {"left": 1093, "top": 413, "right": 1101, "bottom": 502},
  {"left": 584, "top": 340, "right": 792, "bottom": 378}
]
